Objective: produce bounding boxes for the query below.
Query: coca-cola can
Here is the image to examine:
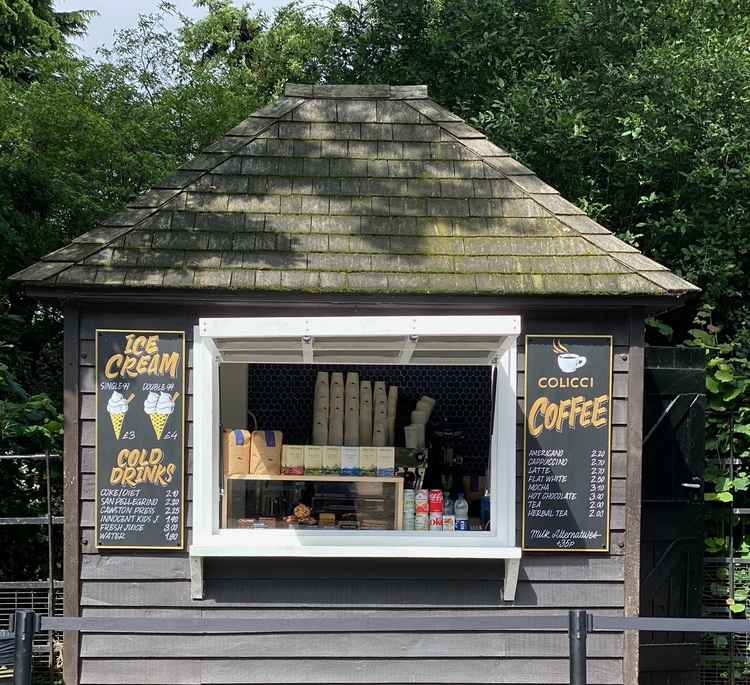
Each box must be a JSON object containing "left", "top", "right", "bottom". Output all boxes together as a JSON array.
[
  {"left": 415, "top": 489, "right": 429, "bottom": 514},
  {"left": 429, "top": 512, "right": 443, "bottom": 530},
  {"left": 428, "top": 489, "right": 444, "bottom": 513}
]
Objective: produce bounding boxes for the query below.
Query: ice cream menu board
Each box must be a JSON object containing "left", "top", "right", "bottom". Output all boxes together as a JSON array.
[
  {"left": 95, "top": 330, "right": 185, "bottom": 549},
  {"left": 522, "top": 335, "right": 612, "bottom": 552}
]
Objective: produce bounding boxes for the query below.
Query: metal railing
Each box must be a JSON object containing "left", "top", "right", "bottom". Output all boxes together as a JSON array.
[
  {"left": 0, "top": 453, "right": 62, "bottom": 684},
  {"left": 5, "top": 610, "right": 750, "bottom": 685}
]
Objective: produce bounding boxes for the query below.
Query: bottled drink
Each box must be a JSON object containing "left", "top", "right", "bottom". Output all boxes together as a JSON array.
[
  {"left": 443, "top": 492, "right": 454, "bottom": 516},
  {"left": 454, "top": 492, "right": 469, "bottom": 531}
]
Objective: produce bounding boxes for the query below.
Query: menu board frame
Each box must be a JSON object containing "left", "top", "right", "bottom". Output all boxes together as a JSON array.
[
  {"left": 95, "top": 329, "right": 186, "bottom": 550},
  {"left": 521, "top": 334, "right": 613, "bottom": 553}
]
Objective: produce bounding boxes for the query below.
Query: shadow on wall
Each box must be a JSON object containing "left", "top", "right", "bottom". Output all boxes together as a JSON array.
[{"left": 202, "top": 557, "right": 541, "bottom": 607}]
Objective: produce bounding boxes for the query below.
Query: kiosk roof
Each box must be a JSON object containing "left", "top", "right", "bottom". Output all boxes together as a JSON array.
[{"left": 10, "top": 83, "right": 698, "bottom": 298}]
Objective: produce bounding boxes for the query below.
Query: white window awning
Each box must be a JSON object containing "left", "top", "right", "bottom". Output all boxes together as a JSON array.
[{"left": 200, "top": 315, "right": 521, "bottom": 366}]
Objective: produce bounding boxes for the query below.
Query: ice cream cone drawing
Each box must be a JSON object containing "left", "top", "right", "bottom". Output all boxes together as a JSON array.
[
  {"left": 107, "top": 392, "right": 134, "bottom": 439},
  {"left": 144, "top": 391, "right": 178, "bottom": 440}
]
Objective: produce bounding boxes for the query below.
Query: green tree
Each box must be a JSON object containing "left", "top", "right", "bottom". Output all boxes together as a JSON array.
[{"left": 0, "top": 0, "right": 90, "bottom": 80}]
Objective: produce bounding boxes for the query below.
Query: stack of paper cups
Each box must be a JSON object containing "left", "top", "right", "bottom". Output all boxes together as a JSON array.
[
  {"left": 312, "top": 372, "right": 329, "bottom": 445},
  {"left": 328, "top": 372, "right": 344, "bottom": 446},
  {"left": 359, "top": 380, "right": 372, "bottom": 446},
  {"left": 386, "top": 386, "right": 398, "bottom": 446},
  {"left": 344, "top": 372, "right": 360, "bottom": 446},
  {"left": 417, "top": 396, "right": 435, "bottom": 421}
]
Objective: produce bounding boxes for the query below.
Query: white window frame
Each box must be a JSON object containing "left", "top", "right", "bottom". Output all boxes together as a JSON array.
[{"left": 190, "top": 315, "right": 522, "bottom": 595}]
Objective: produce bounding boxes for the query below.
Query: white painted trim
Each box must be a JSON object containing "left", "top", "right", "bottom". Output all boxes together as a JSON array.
[
  {"left": 503, "top": 558, "right": 521, "bottom": 601},
  {"left": 398, "top": 335, "right": 418, "bottom": 364},
  {"left": 192, "top": 329, "right": 220, "bottom": 546},
  {"left": 190, "top": 556, "right": 204, "bottom": 600},
  {"left": 191, "top": 317, "right": 523, "bottom": 563},
  {"left": 495, "top": 342, "right": 518, "bottom": 546},
  {"left": 200, "top": 315, "right": 520, "bottom": 339},
  {"left": 189, "top": 542, "right": 521, "bottom": 560},
  {"left": 301, "top": 336, "right": 314, "bottom": 364}
]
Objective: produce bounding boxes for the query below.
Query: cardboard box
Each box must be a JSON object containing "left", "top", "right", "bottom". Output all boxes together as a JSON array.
[
  {"left": 323, "top": 446, "right": 341, "bottom": 474},
  {"left": 376, "top": 447, "right": 395, "bottom": 477},
  {"left": 282, "top": 445, "right": 304, "bottom": 475},
  {"left": 341, "top": 447, "right": 360, "bottom": 475},
  {"left": 359, "top": 446, "right": 377, "bottom": 476},
  {"left": 304, "top": 445, "right": 323, "bottom": 475},
  {"left": 223, "top": 429, "right": 252, "bottom": 475},
  {"left": 249, "top": 430, "right": 282, "bottom": 476}
]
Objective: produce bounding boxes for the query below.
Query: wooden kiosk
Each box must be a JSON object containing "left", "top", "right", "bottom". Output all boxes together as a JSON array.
[{"left": 10, "top": 83, "right": 699, "bottom": 685}]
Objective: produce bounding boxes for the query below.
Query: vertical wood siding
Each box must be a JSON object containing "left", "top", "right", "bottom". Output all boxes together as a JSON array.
[{"left": 72, "top": 305, "right": 634, "bottom": 685}]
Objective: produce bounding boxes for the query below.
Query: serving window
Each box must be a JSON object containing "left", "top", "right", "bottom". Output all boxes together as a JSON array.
[{"left": 191, "top": 316, "right": 521, "bottom": 565}]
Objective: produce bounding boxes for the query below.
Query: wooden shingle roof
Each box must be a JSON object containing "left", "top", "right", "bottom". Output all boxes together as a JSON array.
[{"left": 10, "top": 83, "right": 698, "bottom": 298}]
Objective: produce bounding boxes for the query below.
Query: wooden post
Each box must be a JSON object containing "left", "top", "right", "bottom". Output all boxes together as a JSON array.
[
  {"left": 568, "top": 609, "right": 588, "bottom": 685},
  {"left": 44, "top": 450, "right": 55, "bottom": 684},
  {"left": 13, "top": 609, "right": 35, "bottom": 685},
  {"left": 62, "top": 305, "right": 80, "bottom": 685}
]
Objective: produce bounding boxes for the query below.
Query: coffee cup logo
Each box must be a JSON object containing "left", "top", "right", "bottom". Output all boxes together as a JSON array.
[{"left": 552, "top": 339, "right": 587, "bottom": 373}]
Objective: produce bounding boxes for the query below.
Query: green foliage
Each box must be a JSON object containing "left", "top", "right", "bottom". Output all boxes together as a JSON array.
[
  {"left": 471, "top": 1, "right": 750, "bottom": 343},
  {"left": 0, "top": 0, "right": 91, "bottom": 81},
  {"left": 688, "top": 306, "right": 750, "bottom": 500},
  {"left": 0, "top": 310, "right": 62, "bottom": 581}
]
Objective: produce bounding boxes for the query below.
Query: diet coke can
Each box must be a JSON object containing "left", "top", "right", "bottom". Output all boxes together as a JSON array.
[
  {"left": 429, "top": 512, "right": 443, "bottom": 530},
  {"left": 428, "top": 489, "right": 444, "bottom": 513}
]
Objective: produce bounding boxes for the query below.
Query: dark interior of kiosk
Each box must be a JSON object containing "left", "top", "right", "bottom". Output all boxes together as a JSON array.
[{"left": 220, "top": 364, "right": 494, "bottom": 532}]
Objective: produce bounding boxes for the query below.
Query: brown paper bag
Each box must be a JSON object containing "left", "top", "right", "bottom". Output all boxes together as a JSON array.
[
  {"left": 250, "top": 430, "right": 283, "bottom": 475},
  {"left": 223, "top": 429, "right": 251, "bottom": 475}
]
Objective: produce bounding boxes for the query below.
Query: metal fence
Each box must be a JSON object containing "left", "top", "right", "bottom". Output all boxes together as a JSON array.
[
  {"left": 0, "top": 454, "right": 63, "bottom": 684},
  {"left": 4, "top": 610, "right": 750, "bottom": 685},
  {"left": 703, "top": 557, "right": 750, "bottom": 684},
  {"left": 0, "top": 583, "right": 63, "bottom": 683}
]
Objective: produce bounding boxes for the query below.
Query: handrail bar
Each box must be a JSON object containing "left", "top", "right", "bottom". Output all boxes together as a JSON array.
[
  {"left": 593, "top": 615, "right": 750, "bottom": 632},
  {"left": 37, "top": 613, "right": 750, "bottom": 634},
  {"left": 17, "top": 610, "right": 750, "bottom": 685},
  {"left": 40, "top": 615, "right": 570, "bottom": 633}
]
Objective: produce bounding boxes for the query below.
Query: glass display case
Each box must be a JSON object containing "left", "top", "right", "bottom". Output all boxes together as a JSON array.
[{"left": 222, "top": 474, "right": 404, "bottom": 531}]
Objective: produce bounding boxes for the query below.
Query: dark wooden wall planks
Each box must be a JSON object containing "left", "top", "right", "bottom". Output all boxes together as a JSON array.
[{"left": 69, "top": 302, "right": 638, "bottom": 685}]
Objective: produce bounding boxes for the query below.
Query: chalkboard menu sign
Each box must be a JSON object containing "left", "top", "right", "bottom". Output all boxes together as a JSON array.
[
  {"left": 95, "top": 330, "right": 185, "bottom": 549},
  {"left": 522, "top": 335, "right": 613, "bottom": 552}
]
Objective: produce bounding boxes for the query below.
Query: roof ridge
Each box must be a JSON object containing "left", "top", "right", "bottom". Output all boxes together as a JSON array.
[
  {"left": 21, "top": 97, "right": 310, "bottom": 283},
  {"left": 400, "top": 97, "right": 674, "bottom": 296},
  {"left": 284, "top": 83, "right": 429, "bottom": 99}
]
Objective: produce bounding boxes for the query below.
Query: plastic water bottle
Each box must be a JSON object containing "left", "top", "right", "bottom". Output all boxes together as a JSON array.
[
  {"left": 454, "top": 492, "right": 469, "bottom": 531},
  {"left": 443, "top": 492, "right": 454, "bottom": 516}
]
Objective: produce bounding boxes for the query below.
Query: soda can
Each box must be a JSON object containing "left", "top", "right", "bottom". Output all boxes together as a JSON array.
[
  {"left": 415, "top": 489, "right": 429, "bottom": 514},
  {"left": 428, "top": 489, "right": 444, "bottom": 513},
  {"left": 415, "top": 513, "right": 429, "bottom": 530},
  {"left": 429, "top": 512, "right": 443, "bottom": 530},
  {"left": 442, "top": 514, "right": 456, "bottom": 531}
]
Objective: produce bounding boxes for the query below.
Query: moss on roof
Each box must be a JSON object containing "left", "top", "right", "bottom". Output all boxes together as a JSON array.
[{"left": 10, "top": 83, "right": 699, "bottom": 298}]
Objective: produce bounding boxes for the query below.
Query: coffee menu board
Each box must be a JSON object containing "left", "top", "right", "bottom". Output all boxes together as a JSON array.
[
  {"left": 522, "top": 335, "right": 613, "bottom": 552},
  {"left": 95, "top": 330, "right": 185, "bottom": 549}
]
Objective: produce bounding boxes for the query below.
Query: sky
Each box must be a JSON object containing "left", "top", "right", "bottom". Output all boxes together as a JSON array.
[{"left": 54, "top": 0, "right": 287, "bottom": 58}]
